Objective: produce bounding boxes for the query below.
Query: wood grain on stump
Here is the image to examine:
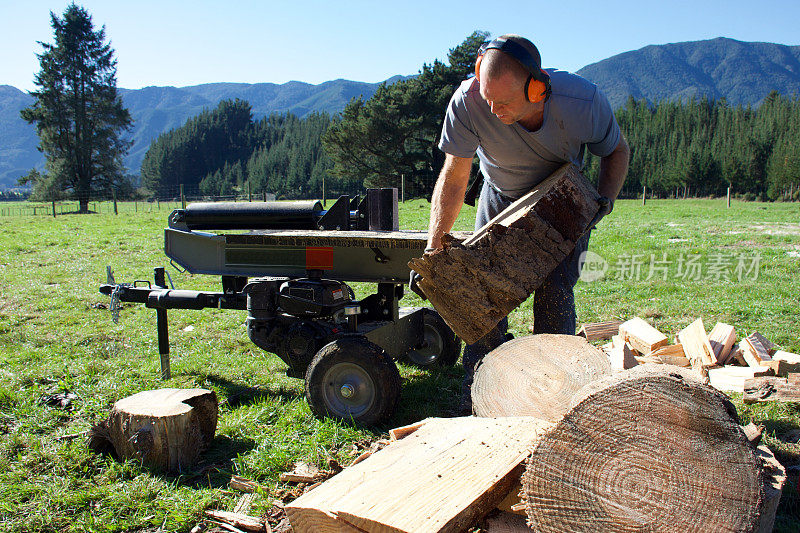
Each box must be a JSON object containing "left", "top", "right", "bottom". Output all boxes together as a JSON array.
[
  {"left": 521, "top": 365, "right": 765, "bottom": 532},
  {"left": 408, "top": 164, "right": 600, "bottom": 344},
  {"left": 106, "top": 388, "right": 218, "bottom": 472},
  {"left": 472, "top": 334, "right": 611, "bottom": 421}
]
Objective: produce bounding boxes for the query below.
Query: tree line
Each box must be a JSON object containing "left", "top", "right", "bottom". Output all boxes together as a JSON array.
[
  {"left": 584, "top": 93, "right": 800, "bottom": 200},
  {"left": 140, "top": 99, "right": 359, "bottom": 199}
]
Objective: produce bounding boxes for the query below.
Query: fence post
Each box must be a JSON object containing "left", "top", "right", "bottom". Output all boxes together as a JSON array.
[
  {"left": 180, "top": 184, "right": 186, "bottom": 209},
  {"left": 113, "top": 191, "right": 118, "bottom": 215},
  {"left": 401, "top": 174, "right": 405, "bottom": 203},
  {"left": 642, "top": 185, "right": 646, "bottom": 206},
  {"left": 248, "top": 181, "right": 252, "bottom": 202},
  {"left": 263, "top": 191, "right": 267, "bottom": 202},
  {"left": 52, "top": 200, "right": 56, "bottom": 218},
  {"left": 727, "top": 186, "right": 731, "bottom": 208},
  {"left": 322, "top": 176, "right": 326, "bottom": 207}
]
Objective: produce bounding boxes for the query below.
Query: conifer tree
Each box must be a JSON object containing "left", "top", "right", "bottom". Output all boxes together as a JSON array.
[{"left": 20, "top": 4, "right": 132, "bottom": 212}]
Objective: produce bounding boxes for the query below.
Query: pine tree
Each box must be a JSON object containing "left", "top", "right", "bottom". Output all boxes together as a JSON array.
[{"left": 20, "top": 4, "right": 132, "bottom": 212}]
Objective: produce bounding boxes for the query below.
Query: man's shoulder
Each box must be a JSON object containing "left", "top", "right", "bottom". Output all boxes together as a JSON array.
[
  {"left": 453, "top": 77, "right": 481, "bottom": 102},
  {"left": 547, "top": 69, "right": 598, "bottom": 103}
]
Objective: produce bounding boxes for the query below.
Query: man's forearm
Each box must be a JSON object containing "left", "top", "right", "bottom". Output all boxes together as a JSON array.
[
  {"left": 597, "top": 135, "right": 630, "bottom": 201},
  {"left": 427, "top": 155, "right": 472, "bottom": 249}
]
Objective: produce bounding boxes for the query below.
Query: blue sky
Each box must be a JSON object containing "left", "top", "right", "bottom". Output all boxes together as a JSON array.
[{"left": 3, "top": 0, "right": 799, "bottom": 92}]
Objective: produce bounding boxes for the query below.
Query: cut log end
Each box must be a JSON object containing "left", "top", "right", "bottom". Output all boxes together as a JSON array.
[
  {"left": 522, "top": 366, "right": 764, "bottom": 533},
  {"left": 105, "top": 388, "right": 218, "bottom": 472},
  {"left": 472, "top": 334, "right": 611, "bottom": 422}
]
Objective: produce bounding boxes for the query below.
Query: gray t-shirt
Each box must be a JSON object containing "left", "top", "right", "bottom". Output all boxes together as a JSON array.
[{"left": 438, "top": 69, "right": 620, "bottom": 198}]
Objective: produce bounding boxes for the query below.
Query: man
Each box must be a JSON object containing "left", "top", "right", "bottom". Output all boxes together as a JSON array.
[{"left": 426, "top": 35, "right": 629, "bottom": 412}]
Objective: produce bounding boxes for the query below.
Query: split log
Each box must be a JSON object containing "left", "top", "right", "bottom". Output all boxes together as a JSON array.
[
  {"left": 760, "top": 359, "right": 800, "bottom": 377},
  {"left": 619, "top": 317, "right": 667, "bottom": 354},
  {"left": 577, "top": 320, "right": 622, "bottom": 342},
  {"left": 707, "top": 365, "right": 773, "bottom": 393},
  {"left": 521, "top": 365, "right": 767, "bottom": 533},
  {"left": 742, "top": 332, "right": 774, "bottom": 366},
  {"left": 471, "top": 334, "right": 611, "bottom": 421},
  {"left": 408, "top": 164, "right": 600, "bottom": 344},
  {"left": 676, "top": 318, "right": 716, "bottom": 368},
  {"left": 708, "top": 322, "right": 736, "bottom": 364},
  {"left": 608, "top": 341, "right": 638, "bottom": 371},
  {"left": 285, "top": 416, "right": 554, "bottom": 533},
  {"left": 729, "top": 344, "right": 748, "bottom": 366},
  {"left": 744, "top": 374, "right": 800, "bottom": 403},
  {"left": 773, "top": 349, "right": 800, "bottom": 364},
  {"left": 637, "top": 343, "right": 690, "bottom": 367},
  {"left": 105, "top": 388, "right": 217, "bottom": 472}
]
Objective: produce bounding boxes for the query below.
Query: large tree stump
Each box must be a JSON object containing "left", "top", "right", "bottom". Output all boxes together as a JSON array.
[
  {"left": 408, "top": 164, "right": 600, "bottom": 344},
  {"left": 105, "top": 388, "right": 218, "bottom": 472},
  {"left": 521, "top": 365, "right": 766, "bottom": 532},
  {"left": 472, "top": 334, "right": 611, "bottom": 421}
]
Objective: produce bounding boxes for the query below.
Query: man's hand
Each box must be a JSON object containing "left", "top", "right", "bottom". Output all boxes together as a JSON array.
[{"left": 589, "top": 196, "right": 613, "bottom": 229}]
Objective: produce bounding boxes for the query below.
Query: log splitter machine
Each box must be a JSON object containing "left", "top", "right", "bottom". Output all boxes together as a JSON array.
[{"left": 100, "top": 189, "right": 461, "bottom": 425}]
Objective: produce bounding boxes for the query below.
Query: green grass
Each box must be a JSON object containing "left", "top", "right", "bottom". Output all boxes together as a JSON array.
[{"left": 0, "top": 198, "right": 799, "bottom": 531}]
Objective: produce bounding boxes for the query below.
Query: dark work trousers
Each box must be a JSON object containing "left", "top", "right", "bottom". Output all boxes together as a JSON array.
[{"left": 460, "top": 181, "right": 591, "bottom": 411}]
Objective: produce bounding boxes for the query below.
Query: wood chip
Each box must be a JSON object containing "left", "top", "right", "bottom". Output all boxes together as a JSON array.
[
  {"left": 204, "top": 510, "right": 264, "bottom": 532},
  {"left": 229, "top": 475, "right": 261, "bottom": 493},
  {"left": 389, "top": 420, "right": 426, "bottom": 441},
  {"left": 279, "top": 461, "right": 321, "bottom": 484}
]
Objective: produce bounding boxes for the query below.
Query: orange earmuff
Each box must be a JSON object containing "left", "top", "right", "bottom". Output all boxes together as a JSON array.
[
  {"left": 474, "top": 37, "right": 551, "bottom": 104},
  {"left": 524, "top": 73, "right": 548, "bottom": 103}
]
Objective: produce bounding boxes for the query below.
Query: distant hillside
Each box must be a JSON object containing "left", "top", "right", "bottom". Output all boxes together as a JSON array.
[
  {"left": 0, "top": 77, "right": 406, "bottom": 189},
  {"left": 578, "top": 37, "right": 800, "bottom": 109},
  {"left": 4, "top": 37, "right": 800, "bottom": 189},
  {"left": 0, "top": 85, "right": 41, "bottom": 188}
]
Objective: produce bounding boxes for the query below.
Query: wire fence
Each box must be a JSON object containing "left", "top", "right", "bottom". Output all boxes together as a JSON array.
[{"left": 0, "top": 187, "right": 391, "bottom": 218}]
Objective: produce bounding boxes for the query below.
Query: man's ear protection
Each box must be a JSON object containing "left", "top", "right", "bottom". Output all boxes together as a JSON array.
[{"left": 474, "top": 37, "right": 551, "bottom": 103}]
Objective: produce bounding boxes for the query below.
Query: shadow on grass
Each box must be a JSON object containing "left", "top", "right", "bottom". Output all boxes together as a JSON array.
[
  {"left": 191, "top": 373, "right": 303, "bottom": 408},
  {"left": 390, "top": 365, "right": 464, "bottom": 427}
]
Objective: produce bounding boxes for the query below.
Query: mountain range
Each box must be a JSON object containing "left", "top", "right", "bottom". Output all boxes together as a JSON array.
[{"left": 2, "top": 37, "right": 799, "bottom": 190}]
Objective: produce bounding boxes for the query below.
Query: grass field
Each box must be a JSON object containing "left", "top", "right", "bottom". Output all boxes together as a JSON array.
[{"left": 1, "top": 198, "right": 799, "bottom": 532}]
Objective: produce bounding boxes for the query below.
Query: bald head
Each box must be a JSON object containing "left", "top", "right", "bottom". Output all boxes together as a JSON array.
[
  {"left": 479, "top": 34, "right": 542, "bottom": 85},
  {"left": 480, "top": 47, "right": 530, "bottom": 85}
]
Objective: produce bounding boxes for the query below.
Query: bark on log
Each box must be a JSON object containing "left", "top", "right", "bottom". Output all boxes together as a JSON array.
[
  {"left": 408, "top": 164, "right": 600, "bottom": 344},
  {"left": 471, "top": 334, "right": 611, "bottom": 421},
  {"left": 105, "top": 388, "right": 217, "bottom": 472},
  {"left": 521, "top": 365, "right": 766, "bottom": 533}
]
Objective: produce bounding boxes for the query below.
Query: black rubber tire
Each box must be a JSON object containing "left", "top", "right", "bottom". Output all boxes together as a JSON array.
[
  {"left": 404, "top": 309, "right": 462, "bottom": 367},
  {"left": 305, "top": 337, "right": 401, "bottom": 426}
]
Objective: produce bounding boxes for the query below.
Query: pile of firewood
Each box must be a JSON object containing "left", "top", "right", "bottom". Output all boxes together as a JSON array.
[
  {"left": 287, "top": 334, "right": 787, "bottom": 533},
  {"left": 583, "top": 317, "right": 800, "bottom": 400}
]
